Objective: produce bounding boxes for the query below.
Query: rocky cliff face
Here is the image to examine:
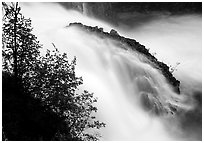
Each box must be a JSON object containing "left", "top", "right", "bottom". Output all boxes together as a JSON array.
[
  {"left": 82, "top": 3, "right": 116, "bottom": 24},
  {"left": 59, "top": 2, "right": 201, "bottom": 25},
  {"left": 68, "top": 22, "right": 181, "bottom": 94},
  {"left": 59, "top": 2, "right": 117, "bottom": 25}
]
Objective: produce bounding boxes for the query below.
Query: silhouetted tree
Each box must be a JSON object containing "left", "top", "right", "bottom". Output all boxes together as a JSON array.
[
  {"left": 2, "top": 2, "right": 105, "bottom": 141},
  {"left": 2, "top": 2, "right": 41, "bottom": 82},
  {"left": 26, "top": 47, "right": 105, "bottom": 140}
]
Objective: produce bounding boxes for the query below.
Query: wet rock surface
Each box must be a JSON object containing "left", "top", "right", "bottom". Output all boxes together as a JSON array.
[{"left": 68, "top": 22, "right": 180, "bottom": 94}]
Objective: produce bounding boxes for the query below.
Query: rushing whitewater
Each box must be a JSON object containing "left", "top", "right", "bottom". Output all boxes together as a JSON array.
[{"left": 20, "top": 3, "right": 202, "bottom": 141}]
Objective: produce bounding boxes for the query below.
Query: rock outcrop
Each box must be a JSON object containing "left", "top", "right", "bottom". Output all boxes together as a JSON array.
[{"left": 68, "top": 22, "right": 180, "bottom": 94}]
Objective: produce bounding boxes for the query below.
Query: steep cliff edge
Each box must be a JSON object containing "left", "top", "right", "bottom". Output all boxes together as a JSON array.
[{"left": 68, "top": 22, "right": 180, "bottom": 94}]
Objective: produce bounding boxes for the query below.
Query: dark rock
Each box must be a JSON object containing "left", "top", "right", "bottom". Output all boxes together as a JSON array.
[
  {"left": 67, "top": 23, "right": 180, "bottom": 94},
  {"left": 110, "top": 29, "right": 119, "bottom": 36}
]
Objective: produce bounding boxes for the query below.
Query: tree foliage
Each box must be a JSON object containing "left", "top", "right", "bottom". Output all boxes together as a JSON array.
[
  {"left": 2, "top": 2, "right": 41, "bottom": 80},
  {"left": 26, "top": 48, "right": 105, "bottom": 140},
  {"left": 2, "top": 2, "right": 105, "bottom": 141}
]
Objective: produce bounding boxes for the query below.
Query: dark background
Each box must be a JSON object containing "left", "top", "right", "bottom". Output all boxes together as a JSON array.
[{"left": 59, "top": 2, "right": 202, "bottom": 25}]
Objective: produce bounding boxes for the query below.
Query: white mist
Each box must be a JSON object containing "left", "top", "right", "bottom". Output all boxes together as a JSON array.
[{"left": 20, "top": 2, "right": 201, "bottom": 141}]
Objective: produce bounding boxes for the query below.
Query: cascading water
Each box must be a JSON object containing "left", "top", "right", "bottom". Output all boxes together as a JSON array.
[{"left": 20, "top": 2, "right": 201, "bottom": 141}]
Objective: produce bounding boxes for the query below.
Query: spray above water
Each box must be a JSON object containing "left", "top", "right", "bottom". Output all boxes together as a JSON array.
[
  {"left": 20, "top": 2, "right": 202, "bottom": 141},
  {"left": 118, "top": 14, "right": 202, "bottom": 83}
]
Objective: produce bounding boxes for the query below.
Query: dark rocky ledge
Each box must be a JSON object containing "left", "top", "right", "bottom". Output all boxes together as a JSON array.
[{"left": 67, "top": 22, "right": 180, "bottom": 94}]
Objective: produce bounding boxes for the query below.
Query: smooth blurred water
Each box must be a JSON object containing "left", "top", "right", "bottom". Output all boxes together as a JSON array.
[{"left": 20, "top": 2, "right": 202, "bottom": 140}]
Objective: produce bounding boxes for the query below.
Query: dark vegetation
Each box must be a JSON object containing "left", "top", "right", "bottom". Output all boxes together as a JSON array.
[
  {"left": 2, "top": 2, "right": 200, "bottom": 141},
  {"left": 2, "top": 2, "right": 105, "bottom": 141},
  {"left": 3, "top": 72, "right": 67, "bottom": 140}
]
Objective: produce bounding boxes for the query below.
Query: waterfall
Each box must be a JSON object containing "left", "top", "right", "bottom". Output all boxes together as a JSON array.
[
  {"left": 82, "top": 3, "right": 88, "bottom": 16},
  {"left": 20, "top": 2, "right": 201, "bottom": 141}
]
